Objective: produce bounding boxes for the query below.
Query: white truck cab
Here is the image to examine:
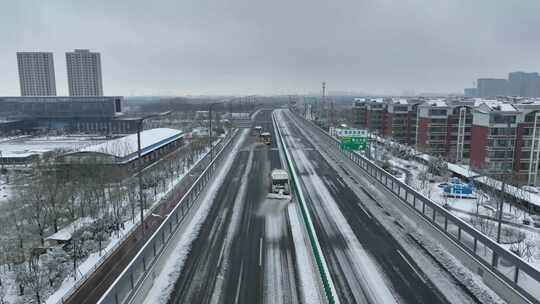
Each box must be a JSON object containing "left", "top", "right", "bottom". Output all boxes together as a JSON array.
[{"left": 271, "top": 169, "right": 290, "bottom": 195}]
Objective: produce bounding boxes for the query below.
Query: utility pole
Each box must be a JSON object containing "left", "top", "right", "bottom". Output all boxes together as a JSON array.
[
  {"left": 136, "top": 111, "right": 171, "bottom": 237},
  {"left": 137, "top": 120, "right": 145, "bottom": 236},
  {"left": 330, "top": 99, "right": 335, "bottom": 127},
  {"left": 209, "top": 104, "right": 213, "bottom": 160},
  {"left": 209, "top": 102, "right": 222, "bottom": 161},
  {"left": 322, "top": 81, "right": 326, "bottom": 126}
]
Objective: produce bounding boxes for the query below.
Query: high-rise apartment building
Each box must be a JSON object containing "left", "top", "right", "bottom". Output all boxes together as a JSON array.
[
  {"left": 508, "top": 71, "right": 540, "bottom": 97},
  {"left": 477, "top": 78, "right": 508, "bottom": 97},
  {"left": 66, "top": 49, "right": 103, "bottom": 96},
  {"left": 464, "top": 88, "right": 477, "bottom": 98},
  {"left": 16, "top": 52, "right": 57, "bottom": 96}
]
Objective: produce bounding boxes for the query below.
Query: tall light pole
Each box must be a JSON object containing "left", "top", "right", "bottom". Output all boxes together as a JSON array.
[
  {"left": 208, "top": 102, "right": 222, "bottom": 161},
  {"left": 136, "top": 111, "right": 171, "bottom": 236}
]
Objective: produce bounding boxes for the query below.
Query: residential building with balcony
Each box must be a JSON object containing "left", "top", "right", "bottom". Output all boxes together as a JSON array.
[
  {"left": 416, "top": 99, "right": 475, "bottom": 162},
  {"left": 383, "top": 98, "right": 423, "bottom": 145}
]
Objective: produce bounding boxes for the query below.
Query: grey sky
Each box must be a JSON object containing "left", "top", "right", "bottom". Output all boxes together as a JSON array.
[{"left": 1, "top": 0, "right": 539, "bottom": 96}]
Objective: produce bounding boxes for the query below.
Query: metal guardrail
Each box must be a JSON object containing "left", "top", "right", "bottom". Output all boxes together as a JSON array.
[
  {"left": 56, "top": 135, "right": 230, "bottom": 304},
  {"left": 272, "top": 112, "right": 337, "bottom": 304},
  {"left": 96, "top": 129, "right": 239, "bottom": 304},
  {"left": 294, "top": 112, "right": 540, "bottom": 304}
]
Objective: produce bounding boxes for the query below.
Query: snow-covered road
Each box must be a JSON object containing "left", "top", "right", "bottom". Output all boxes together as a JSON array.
[
  {"left": 143, "top": 109, "right": 324, "bottom": 304},
  {"left": 275, "top": 109, "right": 482, "bottom": 304}
]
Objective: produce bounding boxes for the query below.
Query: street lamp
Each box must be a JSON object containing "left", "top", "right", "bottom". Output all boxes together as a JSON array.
[
  {"left": 136, "top": 111, "right": 171, "bottom": 236},
  {"left": 208, "top": 102, "right": 224, "bottom": 161}
]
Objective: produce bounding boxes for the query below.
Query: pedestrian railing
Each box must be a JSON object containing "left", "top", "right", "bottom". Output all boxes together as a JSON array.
[
  {"left": 96, "top": 129, "right": 239, "bottom": 304},
  {"left": 294, "top": 111, "right": 540, "bottom": 304}
]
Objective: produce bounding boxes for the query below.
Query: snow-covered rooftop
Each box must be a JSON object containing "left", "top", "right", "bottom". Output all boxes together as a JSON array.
[
  {"left": 392, "top": 98, "right": 409, "bottom": 105},
  {"left": 46, "top": 217, "right": 94, "bottom": 242},
  {"left": 77, "top": 128, "right": 183, "bottom": 161},
  {"left": 423, "top": 99, "right": 447, "bottom": 107},
  {"left": 0, "top": 135, "right": 107, "bottom": 158},
  {"left": 481, "top": 101, "right": 517, "bottom": 112}
]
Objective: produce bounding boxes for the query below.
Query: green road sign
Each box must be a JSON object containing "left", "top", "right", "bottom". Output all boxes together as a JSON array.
[{"left": 340, "top": 136, "right": 367, "bottom": 151}]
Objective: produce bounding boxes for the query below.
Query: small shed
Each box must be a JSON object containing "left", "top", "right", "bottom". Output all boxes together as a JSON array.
[{"left": 45, "top": 217, "right": 94, "bottom": 247}]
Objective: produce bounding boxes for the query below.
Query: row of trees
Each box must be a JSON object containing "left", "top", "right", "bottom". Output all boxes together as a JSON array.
[{"left": 0, "top": 136, "right": 213, "bottom": 303}]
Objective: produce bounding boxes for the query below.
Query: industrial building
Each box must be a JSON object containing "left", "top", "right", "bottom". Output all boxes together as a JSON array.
[
  {"left": 62, "top": 128, "right": 185, "bottom": 170},
  {"left": 0, "top": 96, "right": 139, "bottom": 134}
]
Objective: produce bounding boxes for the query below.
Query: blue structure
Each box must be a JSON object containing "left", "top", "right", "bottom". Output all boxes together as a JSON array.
[{"left": 443, "top": 177, "right": 475, "bottom": 198}]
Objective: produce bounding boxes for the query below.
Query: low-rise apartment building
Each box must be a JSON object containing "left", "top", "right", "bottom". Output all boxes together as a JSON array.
[
  {"left": 384, "top": 98, "right": 422, "bottom": 145},
  {"left": 471, "top": 100, "right": 540, "bottom": 185},
  {"left": 353, "top": 97, "right": 421, "bottom": 145},
  {"left": 352, "top": 98, "right": 387, "bottom": 134},
  {"left": 416, "top": 99, "right": 475, "bottom": 163},
  {"left": 351, "top": 96, "right": 540, "bottom": 185}
]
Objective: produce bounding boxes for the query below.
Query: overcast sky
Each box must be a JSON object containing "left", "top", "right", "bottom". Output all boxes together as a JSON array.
[{"left": 1, "top": 0, "right": 539, "bottom": 96}]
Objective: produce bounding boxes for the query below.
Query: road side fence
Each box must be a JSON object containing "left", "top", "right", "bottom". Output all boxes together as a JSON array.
[
  {"left": 272, "top": 112, "right": 337, "bottom": 304},
  {"left": 294, "top": 112, "right": 540, "bottom": 304},
  {"left": 97, "top": 129, "right": 239, "bottom": 304}
]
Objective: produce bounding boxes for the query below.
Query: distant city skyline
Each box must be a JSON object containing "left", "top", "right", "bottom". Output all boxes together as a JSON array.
[
  {"left": 465, "top": 71, "right": 540, "bottom": 98},
  {"left": 1, "top": 1, "right": 540, "bottom": 96}
]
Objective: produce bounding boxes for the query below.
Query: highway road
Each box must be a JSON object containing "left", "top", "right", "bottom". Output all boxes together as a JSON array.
[
  {"left": 275, "top": 109, "right": 477, "bottom": 304},
  {"left": 167, "top": 109, "right": 323, "bottom": 304}
]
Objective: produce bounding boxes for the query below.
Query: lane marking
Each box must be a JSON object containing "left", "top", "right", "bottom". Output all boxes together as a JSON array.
[
  {"left": 396, "top": 249, "right": 426, "bottom": 283},
  {"left": 356, "top": 202, "right": 372, "bottom": 219},
  {"left": 259, "top": 237, "right": 263, "bottom": 267}
]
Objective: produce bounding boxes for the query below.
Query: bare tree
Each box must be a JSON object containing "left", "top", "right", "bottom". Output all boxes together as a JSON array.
[
  {"left": 24, "top": 255, "right": 47, "bottom": 304},
  {"left": 20, "top": 186, "right": 48, "bottom": 247},
  {"left": 510, "top": 238, "right": 535, "bottom": 262}
]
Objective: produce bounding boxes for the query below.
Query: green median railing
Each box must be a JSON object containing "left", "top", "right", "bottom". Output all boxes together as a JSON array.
[{"left": 272, "top": 111, "right": 338, "bottom": 304}]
